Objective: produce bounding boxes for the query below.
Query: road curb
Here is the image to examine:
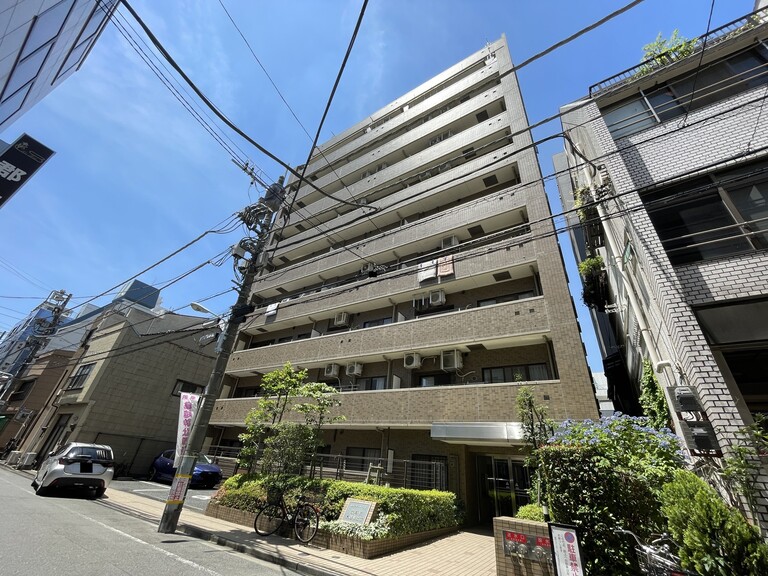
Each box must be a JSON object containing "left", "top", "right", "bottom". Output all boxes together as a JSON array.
[{"left": 178, "top": 524, "right": 346, "bottom": 576}]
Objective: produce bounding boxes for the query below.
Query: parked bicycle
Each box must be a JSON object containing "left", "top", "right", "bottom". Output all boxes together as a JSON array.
[
  {"left": 254, "top": 492, "right": 320, "bottom": 543},
  {"left": 615, "top": 528, "right": 699, "bottom": 576}
]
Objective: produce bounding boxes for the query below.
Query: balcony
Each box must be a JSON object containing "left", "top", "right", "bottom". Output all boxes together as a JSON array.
[
  {"left": 210, "top": 380, "right": 562, "bottom": 430},
  {"left": 229, "top": 297, "right": 550, "bottom": 375},
  {"left": 590, "top": 7, "right": 767, "bottom": 97},
  {"left": 243, "top": 236, "right": 536, "bottom": 334},
  {"left": 302, "top": 55, "right": 502, "bottom": 178},
  {"left": 252, "top": 176, "right": 527, "bottom": 299}
]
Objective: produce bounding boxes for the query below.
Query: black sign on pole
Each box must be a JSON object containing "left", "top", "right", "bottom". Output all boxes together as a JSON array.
[{"left": 0, "top": 133, "right": 55, "bottom": 210}]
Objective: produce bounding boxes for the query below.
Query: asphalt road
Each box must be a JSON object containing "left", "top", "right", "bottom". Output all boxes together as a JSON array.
[
  {"left": 109, "top": 478, "right": 218, "bottom": 513},
  {"left": 0, "top": 467, "right": 299, "bottom": 576}
]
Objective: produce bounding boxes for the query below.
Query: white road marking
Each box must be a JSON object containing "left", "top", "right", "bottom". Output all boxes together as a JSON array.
[
  {"left": 70, "top": 509, "right": 224, "bottom": 576},
  {"left": 0, "top": 474, "right": 222, "bottom": 575},
  {"left": 191, "top": 495, "right": 211, "bottom": 500}
]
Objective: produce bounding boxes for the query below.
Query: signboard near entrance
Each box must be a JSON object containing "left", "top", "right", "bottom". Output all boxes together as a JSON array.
[
  {"left": 0, "top": 134, "right": 54, "bottom": 210},
  {"left": 339, "top": 498, "right": 377, "bottom": 525},
  {"left": 549, "top": 523, "right": 585, "bottom": 576}
]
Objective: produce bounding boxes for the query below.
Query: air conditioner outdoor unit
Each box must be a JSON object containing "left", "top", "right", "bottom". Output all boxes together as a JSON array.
[
  {"left": 333, "top": 311, "right": 350, "bottom": 327},
  {"left": 346, "top": 362, "right": 364, "bottom": 377},
  {"left": 441, "top": 236, "right": 459, "bottom": 249},
  {"left": 441, "top": 349, "right": 463, "bottom": 371},
  {"left": 429, "top": 289, "right": 446, "bottom": 307},
  {"left": 361, "top": 263, "right": 376, "bottom": 275},
  {"left": 19, "top": 452, "right": 36, "bottom": 468},
  {"left": 404, "top": 352, "right": 422, "bottom": 369},
  {"left": 324, "top": 363, "right": 340, "bottom": 377}
]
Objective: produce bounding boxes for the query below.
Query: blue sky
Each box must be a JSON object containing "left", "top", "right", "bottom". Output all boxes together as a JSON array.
[{"left": 0, "top": 0, "right": 756, "bottom": 372}]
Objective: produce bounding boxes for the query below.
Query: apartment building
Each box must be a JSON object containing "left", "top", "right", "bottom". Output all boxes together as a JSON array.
[
  {"left": 555, "top": 6, "right": 768, "bottom": 528},
  {"left": 210, "top": 35, "right": 598, "bottom": 524}
]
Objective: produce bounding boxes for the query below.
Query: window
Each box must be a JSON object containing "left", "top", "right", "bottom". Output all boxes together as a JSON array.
[
  {"left": 345, "top": 447, "right": 380, "bottom": 472},
  {"left": 9, "top": 379, "right": 35, "bottom": 402},
  {"left": 477, "top": 291, "right": 535, "bottom": 307},
  {"left": 482, "top": 364, "right": 549, "bottom": 383},
  {"left": 362, "top": 317, "right": 392, "bottom": 328},
  {"left": 419, "top": 373, "right": 453, "bottom": 387},
  {"left": 642, "top": 160, "right": 768, "bottom": 265},
  {"left": 54, "top": 0, "right": 118, "bottom": 81},
  {"left": 0, "top": 0, "right": 75, "bottom": 123},
  {"left": 172, "top": 379, "right": 204, "bottom": 396},
  {"left": 65, "top": 362, "right": 95, "bottom": 390},
  {"left": 276, "top": 336, "right": 293, "bottom": 343},
  {"left": 603, "top": 44, "right": 768, "bottom": 138},
  {"left": 357, "top": 376, "right": 386, "bottom": 391}
]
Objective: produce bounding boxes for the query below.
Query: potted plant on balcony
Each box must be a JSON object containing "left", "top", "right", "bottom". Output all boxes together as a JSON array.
[{"left": 578, "top": 256, "right": 608, "bottom": 312}]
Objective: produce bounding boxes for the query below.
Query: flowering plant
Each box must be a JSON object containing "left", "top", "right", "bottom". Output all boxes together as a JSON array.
[{"left": 548, "top": 413, "right": 684, "bottom": 491}]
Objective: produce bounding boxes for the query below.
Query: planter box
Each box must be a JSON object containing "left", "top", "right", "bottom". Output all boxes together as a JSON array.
[
  {"left": 314, "top": 526, "right": 459, "bottom": 559},
  {"left": 206, "top": 500, "right": 458, "bottom": 559}
]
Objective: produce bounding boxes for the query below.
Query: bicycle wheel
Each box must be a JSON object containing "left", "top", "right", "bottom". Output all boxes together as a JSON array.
[
  {"left": 293, "top": 503, "right": 319, "bottom": 543},
  {"left": 254, "top": 504, "right": 286, "bottom": 536}
]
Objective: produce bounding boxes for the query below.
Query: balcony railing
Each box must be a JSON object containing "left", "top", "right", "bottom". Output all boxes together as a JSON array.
[
  {"left": 228, "top": 297, "right": 550, "bottom": 374},
  {"left": 589, "top": 7, "right": 768, "bottom": 96},
  {"left": 206, "top": 448, "right": 448, "bottom": 491}
]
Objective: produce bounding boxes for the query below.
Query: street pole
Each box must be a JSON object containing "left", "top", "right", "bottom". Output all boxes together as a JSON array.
[
  {"left": 158, "top": 178, "right": 284, "bottom": 534},
  {"left": 157, "top": 265, "right": 257, "bottom": 533}
]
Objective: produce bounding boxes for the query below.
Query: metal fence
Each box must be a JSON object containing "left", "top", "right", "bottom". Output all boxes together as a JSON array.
[
  {"left": 205, "top": 446, "right": 449, "bottom": 491},
  {"left": 589, "top": 7, "right": 768, "bottom": 96}
]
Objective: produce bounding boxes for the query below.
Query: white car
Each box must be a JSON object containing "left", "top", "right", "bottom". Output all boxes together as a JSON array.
[{"left": 31, "top": 442, "right": 114, "bottom": 498}]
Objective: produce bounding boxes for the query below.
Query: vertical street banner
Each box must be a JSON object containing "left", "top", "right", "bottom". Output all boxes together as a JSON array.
[
  {"left": 549, "top": 523, "right": 585, "bottom": 576},
  {"left": 174, "top": 392, "right": 200, "bottom": 467},
  {"left": 0, "top": 134, "right": 54, "bottom": 210}
]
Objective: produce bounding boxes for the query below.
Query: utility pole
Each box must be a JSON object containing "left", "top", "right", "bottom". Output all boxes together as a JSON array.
[{"left": 158, "top": 177, "right": 285, "bottom": 534}]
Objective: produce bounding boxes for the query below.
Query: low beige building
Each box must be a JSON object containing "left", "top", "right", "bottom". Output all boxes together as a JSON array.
[{"left": 17, "top": 282, "right": 217, "bottom": 474}]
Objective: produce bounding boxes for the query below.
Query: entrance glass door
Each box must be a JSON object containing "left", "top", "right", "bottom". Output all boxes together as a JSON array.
[{"left": 476, "top": 455, "right": 531, "bottom": 523}]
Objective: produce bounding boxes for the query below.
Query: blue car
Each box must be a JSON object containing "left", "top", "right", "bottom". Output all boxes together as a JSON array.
[{"left": 148, "top": 449, "right": 222, "bottom": 489}]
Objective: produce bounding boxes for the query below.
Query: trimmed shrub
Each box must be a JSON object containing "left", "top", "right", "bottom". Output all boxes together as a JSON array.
[
  {"left": 213, "top": 474, "right": 461, "bottom": 539},
  {"left": 660, "top": 469, "right": 768, "bottom": 576},
  {"left": 515, "top": 504, "right": 544, "bottom": 522},
  {"left": 320, "top": 480, "right": 460, "bottom": 537}
]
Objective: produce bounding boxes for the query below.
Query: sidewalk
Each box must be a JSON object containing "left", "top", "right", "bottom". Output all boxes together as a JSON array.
[{"left": 10, "top": 464, "right": 496, "bottom": 576}]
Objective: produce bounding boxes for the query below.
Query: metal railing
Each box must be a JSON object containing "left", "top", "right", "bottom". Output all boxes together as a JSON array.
[
  {"left": 590, "top": 7, "right": 768, "bottom": 97},
  {"left": 208, "top": 448, "right": 449, "bottom": 491}
]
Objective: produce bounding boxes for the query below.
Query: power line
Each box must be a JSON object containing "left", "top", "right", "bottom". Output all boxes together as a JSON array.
[
  {"left": 118, "top": 0, "right": 372, "bottom": 212},
  {"left": 216, "top": 0, "right": 313, "bottom": 143},
  {"left": 511, "top": 0, "right": 645, "bottom": 72},
  {"left": 218, "top": 0, "right": 383, "bottom": 249},
  {"left": 680, "top": 0, "right": 717, "bottom": 127},
  {"left": 275, "top": 0, "right": 372, "bottom": 267},
  {"left": 67, "top": 214, "right": 239, "bottom": 314},
  {"left": 272, "top": 83, "right": 766, "bottom": 255},
  {"left": 109, "top": 10, "right": 252, "bottom": 169}
]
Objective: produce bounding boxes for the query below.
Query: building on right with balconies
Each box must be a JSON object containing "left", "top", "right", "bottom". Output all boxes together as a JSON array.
[{"left": 555, "top": 4, "right": 768, "bottom": 529}]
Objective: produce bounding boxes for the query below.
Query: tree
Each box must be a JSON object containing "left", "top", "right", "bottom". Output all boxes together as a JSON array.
[
  {"left": 294, "top": 381, "right": 345, "bottom": 473},
  {"left": 516, "top": 386, "right": 554, "bottom": 512},
  {"left": 237, "top": 362, "right": 308, "bottom": 471}
]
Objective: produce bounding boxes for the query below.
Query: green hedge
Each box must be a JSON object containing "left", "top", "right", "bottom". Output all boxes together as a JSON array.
[
  {"left": 660, "top": 470, "right": 768, "bottom": 576},
  {"left": 540, "top": 444, "right": 662, "bottom": 576},
  {"left": 214, "top": 474, "right": 461, "bottom": 538},
  {"left": 514, "top": 504, "right": 544, "bottom": 522}
]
